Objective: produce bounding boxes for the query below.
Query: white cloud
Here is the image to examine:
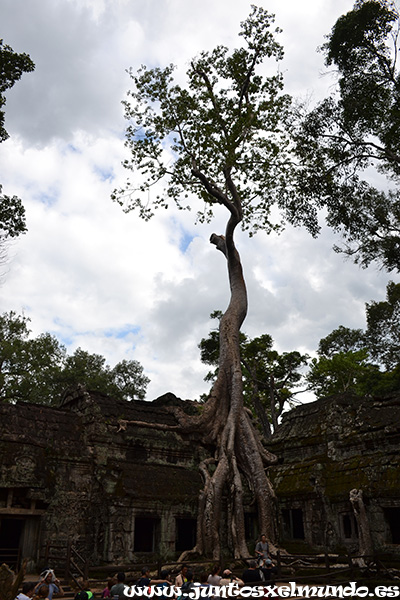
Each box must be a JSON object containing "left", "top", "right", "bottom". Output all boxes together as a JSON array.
[{"left": 0, "top": 0, "right": 395, "bottom": 402}]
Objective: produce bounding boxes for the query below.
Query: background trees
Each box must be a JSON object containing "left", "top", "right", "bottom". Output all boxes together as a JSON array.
[
  {"left": 0, "top": 40, "right": 34, "bottom": 259},
  {"left": 0, "top": 311, "right": 149, "bottom": 404},
  {"left": 307, "top": 282, "right": 400, "bottom": 398},
  {"left": 290, "top": 0, "right": 400, "bottom": 272},
  {"left": 199, "top": 312, "right": 308, "bottom": 438}
]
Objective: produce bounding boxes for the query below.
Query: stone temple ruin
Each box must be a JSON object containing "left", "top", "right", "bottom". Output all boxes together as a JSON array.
[{"left": 1, "top": 387, "right": 399, "bottom": 569}]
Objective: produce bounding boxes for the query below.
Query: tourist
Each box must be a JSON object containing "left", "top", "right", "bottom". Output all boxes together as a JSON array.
[
  {"left": 255, "top": 534, "right": 270, "bottom": 565},
  {"left": 259, "top": 559, "right": 277, "bottom": 582},
  {"left": 197, "top": 573, "right": 210, "bottom": 590},
  {"left": 74, "top": 581, "right": 93, "bottom": 600},
  {"left": 135, "top": 568, "right": 151, "bottom": 588},
  {"left": 16, "top": 582, "right": 36, "bottom": 600},
  {"left": 110, "top": 572, "right": 126, "bottom": 600},
  {"left": 241, "top": 560, "right": 263, "bottom": 585},
  {"left": 219, "top": 570, "right": 243, "bottom": 587},
  {"left": 179, "top": 571, "right": 195, "bottom": 598},
  {"left": 34, "top": 570, "right": 64, "bottom": 600},
  {"left": 174, "top": 565, "right": 188, "bottom": 587},
  {"left": 101, "top": 578, "right": 116, "bottom": 599},
  {"left": 33, "top": 586, "right": 50, "bottom": 600},
  {"left": 207, "top": 565, "right": 221, "bottom": 585},
  {"left": 154, "top": 570, "right": 173, "bottom": 600}
]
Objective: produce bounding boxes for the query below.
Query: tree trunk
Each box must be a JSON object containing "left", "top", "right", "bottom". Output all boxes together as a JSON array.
[
  {"left": 120, "top": 214, "right": 278, "bottom": 560},
  {"left": 349, "top": 488, "right": 374, "bottom": 567},
  {"left": 188, "top": 212, "right": 277, "bottom": 559}
]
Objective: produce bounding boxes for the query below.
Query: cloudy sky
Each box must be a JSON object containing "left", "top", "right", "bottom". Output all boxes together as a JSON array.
[{"left": 0, "top": 0, "right": 394, "bottom": 403}]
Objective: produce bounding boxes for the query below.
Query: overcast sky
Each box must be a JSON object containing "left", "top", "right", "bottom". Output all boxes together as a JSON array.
[{"left": 0, "top": 0, "right": 394, "bottom": 402}]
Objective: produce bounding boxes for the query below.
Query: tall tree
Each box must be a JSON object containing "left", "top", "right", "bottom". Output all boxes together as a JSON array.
[
  {"left": 242, "top": 336, "right": 307, "bottom": 436},
  {"left": 290, "top": 0, "right": 400, "bottom": 271},
  {"left": 113, "top": 6, "right": 294, "bottom": 558},
  {"left": 0, "top": 40, "right": 34, "bottom": 260}
]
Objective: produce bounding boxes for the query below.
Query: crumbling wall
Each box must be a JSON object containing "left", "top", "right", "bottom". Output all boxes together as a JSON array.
[{"left": 268, "top": 394, "right": 400, "bottom": 552}]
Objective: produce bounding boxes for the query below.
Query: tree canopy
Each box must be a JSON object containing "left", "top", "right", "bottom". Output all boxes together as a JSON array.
[
  {"left": 113, "top": 6, "right": 294, "bottom": 236},
  {"left": 0, "top": 40, "right": 34, "bottom": 245},
  {"left": 291, "top": 0, "right": 400, "bottom": 271},
  {"left": 0, "top": 311, "right": 150, "bottom": 404}
]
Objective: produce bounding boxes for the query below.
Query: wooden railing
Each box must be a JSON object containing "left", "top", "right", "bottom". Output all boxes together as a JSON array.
[
  {"left": 84, "top": 551, "right": 399, "bottom": 584},
  {"left": 42, "top": 540, "right": 88, "bottom": 587},
  {"left": 0, "top": 546, "right": 21, "bottom": 569},
  {"left": 37, "top": 546, "right": 398, "bottom": 587}
]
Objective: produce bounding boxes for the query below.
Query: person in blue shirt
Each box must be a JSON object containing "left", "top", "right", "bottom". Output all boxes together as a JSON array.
[{"left": 34, "top": 570, "right": 64, "bottom": 600}]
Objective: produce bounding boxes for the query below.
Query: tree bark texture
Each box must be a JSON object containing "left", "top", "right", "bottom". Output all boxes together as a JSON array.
[
  {"left": 180, "top": 211, "right": 278, "bottom": 560},
  {"left": 349, "top": 488, "right": 374, "bottom": 566}
]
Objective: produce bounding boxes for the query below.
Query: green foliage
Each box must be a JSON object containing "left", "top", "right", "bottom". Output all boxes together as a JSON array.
[
  {"left": 199, "top": 313, "right": 308, "bottom": 435},
  {"left": 61, "top": 350, "right": 150, "bottom": 401},
  {"left": 0, "top": 311, "right": 149, "bottom": 404},
  {"left": 0, "top": 189, "right": 27, "bottom": 238},
  {"left": 365, "top": 280, "right": 400, "bottom": 369},
  {"left": 308, "top": 283, "right": 400, "bottom": 397},
  {"left": 0, "top": 39, "right": 35, "bottom": 142},
  {"left": 317, "top": 325, "right": 366, "bottom": 357},
  {"left": 0, "top": 39, "right": 34, "bottom": 241},
  {"left": 113, "top": 6, "right": 293, "bottom": 235},
  {"left": 290, "top": 1, "right": 400, "bottom": 271},
  {"left": 307, "top": 347, "right": 380, "bottom": 397}
]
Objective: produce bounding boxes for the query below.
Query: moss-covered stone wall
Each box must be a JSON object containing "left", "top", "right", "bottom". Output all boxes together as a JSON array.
[{"left": 268, "top": 394, "right": 400, "bottom": 552}]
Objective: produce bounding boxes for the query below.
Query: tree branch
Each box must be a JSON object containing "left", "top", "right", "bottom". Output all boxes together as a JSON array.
[
  {"left": 191, "top": 163, "right": 233, "bottom": 210},
  {"left": 192, "top": 62, "right": 230, "bottom": 143}
]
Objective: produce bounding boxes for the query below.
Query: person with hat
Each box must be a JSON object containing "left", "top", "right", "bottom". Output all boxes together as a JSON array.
[
  {"left": 259, "top": 559, "right": 277, "bottom": 582},
  {"left": 34, "top": 570, "right": 64, "bottom": 600}
]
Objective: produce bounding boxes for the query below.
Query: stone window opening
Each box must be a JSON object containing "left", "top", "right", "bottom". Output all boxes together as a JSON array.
[
  {"left": 340, "top": 513, "right": 358, "bottom": 541},
  {"left": 134, "top": 517, "right": 160, "bottom": 552},
  {"left": 244, "top": 512, "right": 258, "bottom": 541},
  {"left": 384, "top": 508, "right": 400, "bottom": 544},
  {"left": 175, "top": 518, "right": 196, "bottom": 552},
  {"left": 281, "top": 508, "right": 305, "bottom": 540}
]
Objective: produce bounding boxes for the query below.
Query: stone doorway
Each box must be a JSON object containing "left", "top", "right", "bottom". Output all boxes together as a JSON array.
[
  {"left": 175, "top": 518, "right": 196, "bottom": 552},
  {"left": 384, "top": 507, "right": 400, "bottom": 544},
  {"left": 0, "top": 517, "right": 24, "bottom": 567},
  {"left": 134, "top": 517, "right": 160, "bottom": 552}
]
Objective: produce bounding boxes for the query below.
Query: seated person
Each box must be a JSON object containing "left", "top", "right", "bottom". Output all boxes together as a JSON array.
[
  {"left": 259, "top": 559, "right": 277, "bottom": 581},
  {"left": 241, "top": 561, "right": 263, "bottom": 585}
]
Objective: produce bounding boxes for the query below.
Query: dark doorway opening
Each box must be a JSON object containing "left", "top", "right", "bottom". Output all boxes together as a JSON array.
[
  {"left": 134, "top": 517, "right": 160, "bottom": 552},
  {"left": 282, "top": 509, "right": 305, "bottom": 540},
  {"left": 384, "top": 508, "right": 400, "bottom": 544},
  {"left": 0, "top": 518, "right": 24, "bottom": 567},
  {"left": 175, "top": 518, "right": 196, "bottom": 552},
  {"left": 341, "top": 513, "right": 358, "bottom": 540},
  {"left": 244, "top": 513, "right": 258, "bottom": 541}
]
